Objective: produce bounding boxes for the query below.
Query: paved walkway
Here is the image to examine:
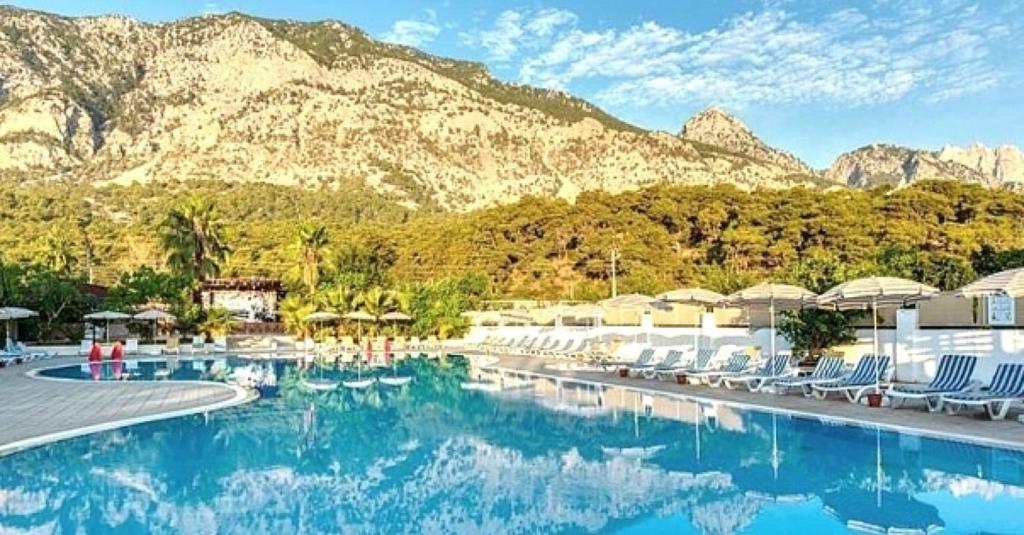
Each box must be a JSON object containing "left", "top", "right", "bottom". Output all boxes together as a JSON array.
[
  {"left": 0, "top": 356, "right": 251, "bottom": 456},
  {"left": 484, "top": 354, "right": 1024, "bottom": 450}
]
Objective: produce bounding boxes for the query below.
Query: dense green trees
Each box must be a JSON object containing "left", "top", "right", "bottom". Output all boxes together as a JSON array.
[{"left": 161, "top": 196, "right": 231, "bottom": 303}]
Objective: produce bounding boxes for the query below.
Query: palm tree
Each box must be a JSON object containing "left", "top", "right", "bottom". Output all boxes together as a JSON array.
[
  {"left": 353, "top": 286, "right": 397, "bottom": 336},
  {"left": 289, "top": 223, "right": 330, "bottom": 295},
  {"left": 278, "top": 295, "right": 315, "bottom": 338},
  {"left": 161, "top": 196, "right": 230, "bottom": 304}
]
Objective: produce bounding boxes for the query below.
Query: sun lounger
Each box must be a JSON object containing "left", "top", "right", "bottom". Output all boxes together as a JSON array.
[
  {"left": 610, "top": 348, "right": 656, "bottom": 375},
  {"left": 885, "top": 354, "right": 978, "bottom": 412},
  {"left": 721, "top": 353, "right": 795, "bottom": 391},
  {"left": 78, "top": 339, "right": 92, "bottom": 355},
  {"left": 542, "top": 339, "right": 577, "bottom": 358},
  {"left": 527, "top": 337, "right": 557, "bottom": 355},
  {"left": 125, "top": 338, "right": 139, "bottom": 354},
  {"left": 773, "top": 356, "right": 847, "bottom": 396},
  {"left": 811, "top": 355, "right": 891, "bottom": 403},
  {"left": 940, "top": 363, "right": 1024, "bottom": 420},
  {"left": 689, "top": 352, "right": 752, "bottom": 386},
  {"left": 642, "top": 350, "right": 688, "bottom": 379},
  {"left": 673, "top": 348, "right": 717, "bottom": 376}
]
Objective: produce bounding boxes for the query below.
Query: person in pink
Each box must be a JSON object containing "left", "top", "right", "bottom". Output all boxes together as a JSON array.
[
  {"left": 384, "top": 338, "right": 392, "bottom": 366},
  {"left": 88, "top": 340, "right": 102, "bottom": 380},
  {"left": 110, "top": 339, "right": 124, "bottom": 379},
  {"left": 365, "top": 338, "right": 374, "bottom": 366}
]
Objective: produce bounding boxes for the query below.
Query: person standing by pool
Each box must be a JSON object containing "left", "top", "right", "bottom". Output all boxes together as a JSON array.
[
  {"left": 88, "top": 340, "right": 103, "bottom": 380},
  {"left": 110, "top": 339, "right": 124, "bottom": 379}
]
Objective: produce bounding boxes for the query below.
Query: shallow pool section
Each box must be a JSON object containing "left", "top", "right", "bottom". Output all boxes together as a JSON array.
[{"left": 3, "top": 357, "right": 1023, "bottom": 534}]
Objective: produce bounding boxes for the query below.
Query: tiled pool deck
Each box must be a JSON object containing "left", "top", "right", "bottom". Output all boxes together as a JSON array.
[
  {"left": 0, "top": 356, "right": 252, "bottom": 456},
  {"left": 2, "top": 349, "right": 1023, "bottom": 456}
]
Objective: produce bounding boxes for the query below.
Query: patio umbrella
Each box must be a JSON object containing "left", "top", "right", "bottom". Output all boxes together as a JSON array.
[
  {"left": 0, "top": 307, "right": 38, "bottom": 349},
  {"left": 305, "top": 311, "right": 341, "bottom": 343},
  {"left": 955, "top": 267, "right": 1024, "bottom": 298},
  {"left": 133, "top": 309, "right": 177, "bottom": 341},
  {"left": 344, "top": 310, "right": 377, "bottom": 339},
  {"left": 380, "top": 311, "right": 413, "bottom": 337},
  {"left": 600, "top": 294, "right": 668, "bottom": 343},
  {"left": 817, "top": 276, "right": 938, "bottom": 385},
  {"left": 84, "top": 311, "right": 132, "bottom": 342},
  {"left": 657, "top": 288, "right": 726, "bottom": 350},
  {"left": 726, "top": 283, "right": 817, "bottom": 358}
]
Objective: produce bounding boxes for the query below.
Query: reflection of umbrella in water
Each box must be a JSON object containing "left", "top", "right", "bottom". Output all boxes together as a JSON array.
[
  {"left": 0, "top": 307, "right": 38, "bottom": 349},
  {"left": 84, "top": 311, "right": 132, "bottom": 342},
  {"left": 133, "top": 309, "right": 176, "bottom": 341},
  {"left": 303, "top": 311, "right": 342, "bottom": 390}
]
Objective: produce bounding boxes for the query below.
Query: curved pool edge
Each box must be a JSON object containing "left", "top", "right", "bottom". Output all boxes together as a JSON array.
[
  {"left": 483, "top": 363, "right": 1024, "bottom": 453},
  {"left": 0, "top": 364, "right": 257, "bottom": 458}
]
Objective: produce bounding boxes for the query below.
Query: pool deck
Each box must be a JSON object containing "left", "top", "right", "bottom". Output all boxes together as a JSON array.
[
  {"left": 481, "top": 353, "right": 1024, "bottom": 451},
  {"left": 0, "top": 356, "right": 252, "bottom": 456}
]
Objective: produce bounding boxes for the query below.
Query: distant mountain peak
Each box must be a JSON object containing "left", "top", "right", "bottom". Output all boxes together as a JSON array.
[{"left": 679, "top": 107, "right": 812, "bottom": 175}]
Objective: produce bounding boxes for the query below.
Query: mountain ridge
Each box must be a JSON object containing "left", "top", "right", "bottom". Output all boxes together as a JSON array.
[{"left": 0, "top": 6, "right": 1020, "bottom": 209}]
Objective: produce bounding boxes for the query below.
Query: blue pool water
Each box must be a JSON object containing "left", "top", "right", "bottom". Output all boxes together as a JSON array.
[{"left": 3, "top": 356, "right": 1023, "bottom": 534}]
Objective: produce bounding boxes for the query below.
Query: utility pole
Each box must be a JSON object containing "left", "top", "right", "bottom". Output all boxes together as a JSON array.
[{"left": 610, "top": 248, "right": 618, "bottom": 298}]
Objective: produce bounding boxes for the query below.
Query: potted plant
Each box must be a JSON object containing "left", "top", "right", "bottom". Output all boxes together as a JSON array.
[
  {"left": 675, "top": 373, "right": 687, "bottom": 385},
  {"left": 866, "top": 391, "right": 883, "bottom": 407},
  {"left": 618, "top": 367, "right": 629, "bottom": 378}
]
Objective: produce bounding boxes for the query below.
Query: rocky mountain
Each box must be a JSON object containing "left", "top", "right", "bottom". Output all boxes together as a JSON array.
[
  {"left": 937, "top": 143, "right": 1024, "bottom": 187},
  {"left": 679, "top": 107, "right": 812, "bottom": 175},
  {"left": 0, "top": 7, "right": 822, "bottom": 211},
  {"left": 824, "top": 143, "right": 1024, "bottom": 189}
]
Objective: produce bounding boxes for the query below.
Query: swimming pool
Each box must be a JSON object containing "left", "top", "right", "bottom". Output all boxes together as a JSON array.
[{"left": 2, "top": 356, "right": 1022, "bottom": 534}]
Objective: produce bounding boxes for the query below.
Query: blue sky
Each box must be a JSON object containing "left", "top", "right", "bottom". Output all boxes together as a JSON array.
[{"left": 14, "top": 0, "right": 1024, "bottom": 168}]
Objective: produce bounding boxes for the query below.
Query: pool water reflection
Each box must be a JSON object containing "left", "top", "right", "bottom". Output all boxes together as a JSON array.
[{"left": 3, "top": 357, "right": 1023, "bottom": 534}]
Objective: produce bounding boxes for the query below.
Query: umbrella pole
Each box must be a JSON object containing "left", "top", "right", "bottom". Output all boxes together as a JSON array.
[
  {"left": 873, "top": 298, "right": 879, "bottom": 392},
  {"left": 769, "top": 298, "right": 776, "bottom": 358}
]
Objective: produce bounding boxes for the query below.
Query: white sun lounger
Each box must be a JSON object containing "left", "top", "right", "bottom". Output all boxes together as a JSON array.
[
  {"left": 642, "top": 350, "right": 687, "bottom": 379},
  {"left": 885, "top": 354, "right": 978, "bottom": 412},
  {"left": 688, "top": 352, "right": 751, "bottom": 386},
  {"left": 721, "top": 354, "right": 794, "bottom": 392},
  {"left": 772, "top": 356, "right": 846, "bottom": 396},
  {"left": 941, "top": 363, "right": 1024, "bottom": 420},
  {"left": 811, "top": 355, "right": 891, "bottom": 403}
]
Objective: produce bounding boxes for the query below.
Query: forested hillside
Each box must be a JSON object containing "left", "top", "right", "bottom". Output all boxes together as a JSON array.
[{"left": 3, "top": 179, "right": 1023, "bottom": 299}]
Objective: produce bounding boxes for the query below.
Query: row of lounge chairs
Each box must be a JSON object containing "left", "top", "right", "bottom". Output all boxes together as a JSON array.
[
  {"left": 473, "top": 335, "right": 597, "bottom": 360},
  {"left": 0, "top": 341, "right": 58, "bottom": 367},
  {"left": 612, "top": 348, "right": 1024, "bottom": 421}
]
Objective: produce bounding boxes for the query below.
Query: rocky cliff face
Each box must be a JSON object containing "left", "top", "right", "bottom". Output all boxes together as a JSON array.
[
  {"left": 0, "top": 7, "right": 819, "bottom": 210},
  {"left": 824, "top": 144, "right": 992, "bottom": 188},
  {"left": 679, "top": 107, "right": 812, "bottom": 175},
  {"left": 937, "top": 143, "right": 1024, "bottom": 187}
]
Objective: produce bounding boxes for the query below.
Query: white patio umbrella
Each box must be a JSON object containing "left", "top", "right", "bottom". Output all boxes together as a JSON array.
[
  {"left": 955, "top": 267, "right": 1024, "bottom": 298},
  {"left": 726, "top": 283, "right": 817, "bottom": 358},
  {"left": 0, "top": 307, "right": 38, "bottom": 349},
  {"left": 817, "top": 276, "right": 939, "bottom": 385},
  {"left": 656, "top": 288, "right": 726, "bottom": 351},
  {"left": 84, "top": 311, "right": 132, "bottom": 342},
  {"left": 133, "top": 309, "right": 177, "bottom": 341},
  {"left": 600, "top": 294, "right": 668, "bottom": 343}
]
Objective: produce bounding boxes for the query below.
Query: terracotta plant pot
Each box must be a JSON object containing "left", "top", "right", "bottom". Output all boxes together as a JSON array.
[
  {"left": 866, "top": 392, "right": 883, "bottom": 408},
  {"left": 618, "top": 368, "right": 629, "bottom": 378},
  {"left": 675, "top": 374, "right": 687, "bottom": 385}
]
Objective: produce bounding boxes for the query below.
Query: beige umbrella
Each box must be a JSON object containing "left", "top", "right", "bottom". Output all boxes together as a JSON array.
[
  {"left": 727, "top": 283, "right": 818, "bottom": 358},
  {"left": 955, "top": 268, "right": 1024, "bottom": 298},
  {"left": 600, "top": 294, "right": 668, "bottom": 343},
  {"left": 345, "top": 310, "right": 377, "bottom": 339},
  {"left": 84, "top": 311, "right": 132, "bottom": 342},
  {"left": 133, "top": 309, "right": 177, "bottom": 341},
  {"left": 657, "top": 288, "right": 726, "bottom": 350},
  {"left": 817, "top": 276, "right": 939, "bottom": 385},
  {"left": 0, "top": 307, "right": 38, "bottom": 349}
]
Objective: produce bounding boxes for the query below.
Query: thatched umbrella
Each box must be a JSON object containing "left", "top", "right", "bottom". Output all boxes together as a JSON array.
[
  {"left": 726, "top": 283, "right": 817, "bottom": 358},
  {"left": 657, "top": 288, "right": 726, "bottom": 350},
  {"left": 817, "top": 276, "right": 938, "bottom": 384}
]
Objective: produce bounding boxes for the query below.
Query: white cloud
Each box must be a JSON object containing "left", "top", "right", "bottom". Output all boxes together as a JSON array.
[
  {"left": 381, "top": 11, "right": 441, "bottom": 48},
  {"left": 462, "top": 8, "right": 578, "bottom": 62},
  {"left": 466, "top": 1, "right": 1021, "bottom": 108}
]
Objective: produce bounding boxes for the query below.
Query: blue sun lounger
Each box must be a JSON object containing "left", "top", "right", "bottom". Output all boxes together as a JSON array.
[
  {"left": 772, "top": 356, "right": 847, "bottom": 396},
  {"left": 689, "top": 351, "right": 751, "bottom": 386},
  {"left": 811, "top": 355, "right": 891, "bottom": 403},
  {"left": 722, "top": 353, "right": 794, "bottom": 392},
  {"left": 885, "top": 354, "right": 978, "bottom": 412},
  {"left": 940, "top": 362, "right": 1024, "bottom": 420}
]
